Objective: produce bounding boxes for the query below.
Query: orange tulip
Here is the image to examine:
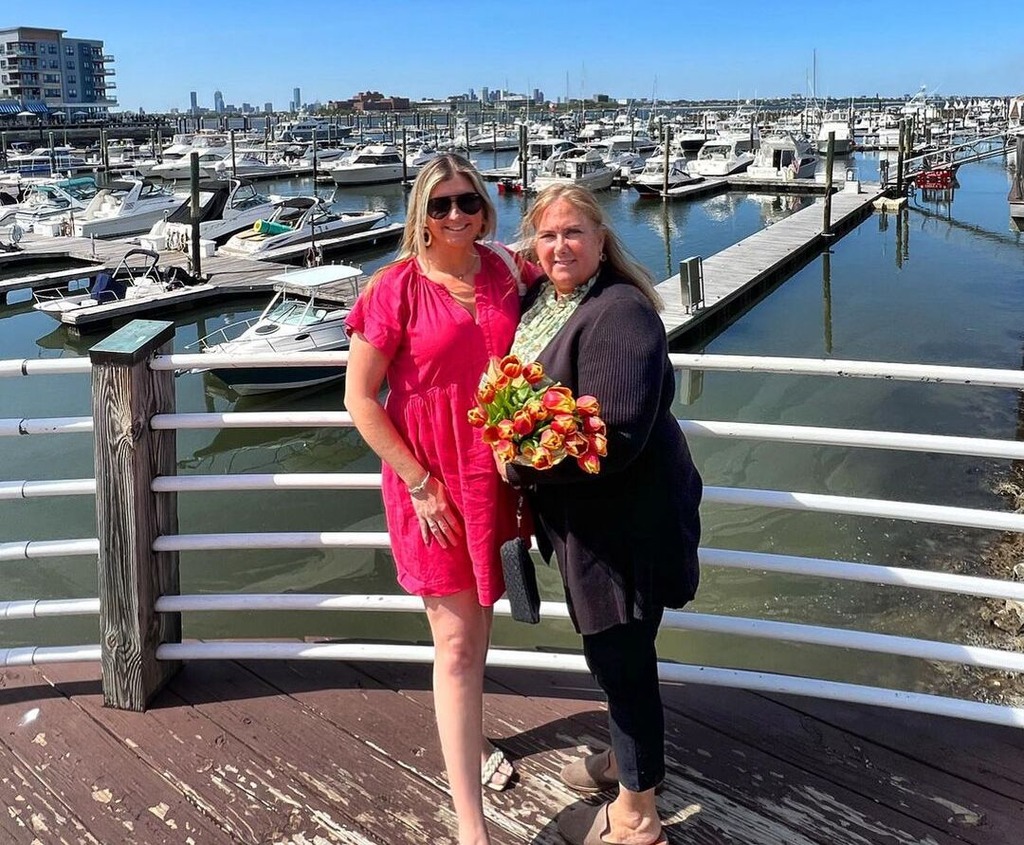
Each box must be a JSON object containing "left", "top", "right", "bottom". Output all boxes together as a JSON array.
[
  {"left": 550, "top": 413, "right": 577, "bottom": 436},
  {"left": 539, "top": 428, "right": 564, "bottom": 452},
  {"left": 525, "top": 399, "right": 550, "bottom": 422},
  {"left": 564, "top": 432, "right": 590, "bottom": 457},
  {"left": 530, "top": 446, "right": 555, "bottom": 470},
  {"left": 577, "top": 452, "right": 601, "bottom": 474},
  {"left": 542, "top": 385, "right": 575, "bottom": 414},
  {"left": 576, "top": 395, "right": 601, "bottom": 416},
  {"left": 519, "top": 441, "right": 538, "bottom": 462},
  {"left": 467, "top": 406, "right": 487, "bottom": 428},
  {"left": 495, "top": 372, "right": 511, "bottom": 390},
  {"left": 494, "top": 439, "right": 516, "bottom": 463},
  {"left": 478, "top": 381, "right": 496, "bottom": 405},
  {"left": 589, "top": 433, "right": 608, "bottom": 457},
  {"left": 499, "top": 355, "right": 523, "bottom": 379},
  {"left": 496, "top": 419, "right": 515, "bottom": 440},
  {"left": 522, "top": 361, "right": 545, "bottom": 385},
  {"left": 481, "top": 424, "right": 501, "bottom": 445},
  {"left": 512, "top": 409, "right": 535, "bottom": 437},
  {"left": 582, "top": 415, "right": 606, "bottom": 436}
]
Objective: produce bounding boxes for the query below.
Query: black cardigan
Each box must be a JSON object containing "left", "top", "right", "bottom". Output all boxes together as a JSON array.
[{"left": 506, "top": 270, "right": 702, "bottom": 635}]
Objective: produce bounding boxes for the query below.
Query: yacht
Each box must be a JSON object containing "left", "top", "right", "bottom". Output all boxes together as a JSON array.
[
  {"left": 628, "top": 154, "right": 702, "bottom": 195},
  {"left": 0, "top": 176, "right": 97, "bottom": 231},
  {"left": 688, "top": 134, "right": 757, "bottom": 176},
  {"left": 189, "top": 264, "right": 364, "bottom": 395},
  {"left": 3, "top": 147, "right": 89, "bottom": 177},
  {"left": 219, "top": 196, "right": 387, "bottom": 257},
  {"left": 587, "top": 134, "right": 653, "bottom": 179},
  {"left": 145, "top": 178, "right": 283, "bottom": 246},
  {"left": 72, "top": 179, "right": 186, "bottom": 239},
  {"left": 329, "top": 145, "right": 414, "bottom": 186},
  {"left": 747, "top": 134, "right": 819, "bottom": 180},
  {"left": 817, "top": 115, "right": 853, "bottom": 155},
  {"left": 149, "top": 132, "right": 231, "bottom": 180},
  {"left": 530, "top": 148, "right": 616, "bottom": 192}
]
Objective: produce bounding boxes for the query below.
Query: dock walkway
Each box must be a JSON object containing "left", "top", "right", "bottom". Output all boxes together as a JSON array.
[
  {"left": 656, "top": 186, "right": 884, "bottom": 342},
  {"left": 2, "top": 657, "right": 1020, "bottom": 844}
]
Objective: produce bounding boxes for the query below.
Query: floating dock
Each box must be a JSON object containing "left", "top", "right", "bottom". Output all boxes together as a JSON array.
[{"left": 657, "top": 184, "right": 884, "bottom": 342}]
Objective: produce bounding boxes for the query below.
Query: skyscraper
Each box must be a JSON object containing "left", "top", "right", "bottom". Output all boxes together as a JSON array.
[
  {"left": 293, "top": 87, "right": 301, "bottom": 112},
  {"left": 190, "top": 91, "right": 198, "bottom": 115},
  {"left": 213, "top": 90, "right": 224, "bottom": 114}
]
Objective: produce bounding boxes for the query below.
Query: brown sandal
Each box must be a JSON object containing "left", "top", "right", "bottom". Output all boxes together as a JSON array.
[
  {"left": 560, "top": 748, "right": 618, "bottom": 793},
  {"left": 557, "top": 801, "right": 668, "bottom": 845}
]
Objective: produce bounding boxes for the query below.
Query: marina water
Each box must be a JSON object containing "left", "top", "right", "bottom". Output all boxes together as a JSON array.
[{"left": 3, "top": 150, "right": 1022, "bottom": 703}]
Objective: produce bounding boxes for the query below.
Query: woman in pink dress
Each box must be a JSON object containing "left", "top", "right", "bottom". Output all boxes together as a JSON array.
[{"left": 345, "top": 154, "right": 539, "bottom": 845}]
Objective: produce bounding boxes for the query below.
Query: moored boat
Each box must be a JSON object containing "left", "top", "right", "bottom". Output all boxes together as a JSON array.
[{"left": 190, "top": 263, "right": 365, "bottom": 395}]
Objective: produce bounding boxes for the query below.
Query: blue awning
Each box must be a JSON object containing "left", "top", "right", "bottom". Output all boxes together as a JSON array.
[
  {"left": 23, "top": 101, "right": 50, "bottom": 114},
  {"left": 0, "top": 101, "right": 20, "bottom": 115}
]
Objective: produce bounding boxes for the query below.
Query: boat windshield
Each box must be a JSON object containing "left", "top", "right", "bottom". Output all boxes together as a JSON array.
[{"left": 267, "top": 299, "right": 329, "bottom": 326}]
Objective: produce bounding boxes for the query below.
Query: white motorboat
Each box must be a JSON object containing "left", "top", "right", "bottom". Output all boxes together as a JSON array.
[
  {"left": 747, "top": 134, "right": 819, "bottom": 180},
  {"left": 587, "top": 135, "right": 652, "bottom": 179},
  {"left": 72, "top": 179, "right": 186, "bottom": 239},
  {"left": 145, "top": 178, "right": 283, "bottom": 246},
  {"left": 149, "top": 132, "right": 232, "bottom": 180},
  {"left": 32, "top": 248, "right": 202, "bottom": 320},
  {"left": 530, "top": 148, "right": 616, "bottom": 192},
  {"left": 190, "top": 264, "right": 365, "bottom": 395},
  {"left": 3, "top": 147, "right": 90, "bottom": 177},
  {"left": 329, "top": 145, "right": 412, "bottom": 186},
  {"left": 219, "top": 196, "right": 387, "bottom": 257},
  {"left": 0, "top": 176, "right": 97, "bottom": 231},
  {"left": 688, "top": 134, "right": 758, "bottom": 177},
  {"left": 817, "top": 115, "right": 853, "bottom": 155},
  {"left": 628, "top": 153, "right": 702, "bottom": 195}
]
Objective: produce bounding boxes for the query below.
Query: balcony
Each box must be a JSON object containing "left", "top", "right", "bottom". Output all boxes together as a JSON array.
[
  {"left": 100, "top": 68, "right": 115, "bottom": 76},
  {"left": 101, "top": 54, "right": 114, "bottom": 61}
]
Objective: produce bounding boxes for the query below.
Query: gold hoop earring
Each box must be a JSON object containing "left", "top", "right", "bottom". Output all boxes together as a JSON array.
[{"left": 423, "top": 228, "right": 432, "bottom": 247}]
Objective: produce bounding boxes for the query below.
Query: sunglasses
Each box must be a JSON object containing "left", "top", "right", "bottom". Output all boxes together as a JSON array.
[{"left": 426, "top": 191, "right": 484, "bottom": 219}]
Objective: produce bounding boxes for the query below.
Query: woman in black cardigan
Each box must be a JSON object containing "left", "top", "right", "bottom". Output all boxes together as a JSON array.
[{"left": 502, "top": 185, "right": 702, "bottom": 845}]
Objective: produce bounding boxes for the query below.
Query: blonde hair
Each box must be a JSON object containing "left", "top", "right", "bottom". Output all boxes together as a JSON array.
[
  {"left": 368, "top": 154, "right": 495, "bottom": 287},
  {"left": 518, "top": 184, "right": 663, "bottom": 311}
]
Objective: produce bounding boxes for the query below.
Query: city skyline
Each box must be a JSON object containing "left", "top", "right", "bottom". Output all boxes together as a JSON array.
[{"left": 15, "top": 1, "right": 1020, "bottom": 113}]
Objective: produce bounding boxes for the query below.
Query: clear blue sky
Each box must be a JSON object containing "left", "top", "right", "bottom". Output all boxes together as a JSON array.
[{"left": 18, "top": 2, "right": 1019, "bottom": 112}]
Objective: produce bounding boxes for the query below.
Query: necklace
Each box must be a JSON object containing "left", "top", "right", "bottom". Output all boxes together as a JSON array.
[{"left": 424, "top": 251, "right": 478, "bottom": 282}]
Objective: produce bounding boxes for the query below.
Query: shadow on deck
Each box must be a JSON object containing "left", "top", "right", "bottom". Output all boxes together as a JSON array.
[{"left": 1, "top": 657, "right": 1022, "bottom": 843}]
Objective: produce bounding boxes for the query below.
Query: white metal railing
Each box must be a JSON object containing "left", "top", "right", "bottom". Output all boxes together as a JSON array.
[{"left": 5, "top": 351, "right": 1024, "bottom": 725}]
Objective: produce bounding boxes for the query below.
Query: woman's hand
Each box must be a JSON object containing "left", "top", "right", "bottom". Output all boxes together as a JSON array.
[{"left": 411, "top": 477, "right": 464, "bottom": 549}]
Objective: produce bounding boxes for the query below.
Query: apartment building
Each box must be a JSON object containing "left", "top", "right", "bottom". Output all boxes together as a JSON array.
[{"left": 0, "top": 26, "right": 116, "bottom": 121}]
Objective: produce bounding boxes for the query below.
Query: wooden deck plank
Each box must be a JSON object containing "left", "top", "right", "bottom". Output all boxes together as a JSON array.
[
  {"left": 0, "top": 666, "right": 229, "bottom": 844},
  {"left": 660, "top": 683, "right": 1022, "bottom": 844}
]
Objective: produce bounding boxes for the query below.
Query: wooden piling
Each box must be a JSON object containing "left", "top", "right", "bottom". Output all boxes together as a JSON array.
[
  {"left": 229, "top": 129, "right": 237, "bottom": 178},
  {"left": 823, "top": 132, "right": 835, "bottom": 235},
  {"left": 519, "top": 124, "right": 528, "bottom": 188},
  {"left": 662, "top": 124, "right": 671, "bottom": 198},
  {"left": 401, "top": 126, "right": 408, "bottom": 184},
  {"left": 896, "top": 121, "right": 906, "bottom": 195},
  {"left": 189, "top": 152, "right": 201, "bottom": 278},
  {"left": 89, "top": 319, "right": 182, "bottom": 711}
]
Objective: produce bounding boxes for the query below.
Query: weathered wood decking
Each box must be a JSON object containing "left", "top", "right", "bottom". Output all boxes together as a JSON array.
[
  {"left": 656, "top": 187, "right": 884, "bottom": 343},
  {"left": 2, "top": 657, "right": 1021, "bottom": 844}
]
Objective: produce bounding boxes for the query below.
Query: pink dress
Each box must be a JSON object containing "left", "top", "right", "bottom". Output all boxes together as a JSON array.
[{"left": 345, "top": 244, "right": 541, "bottom": 606}]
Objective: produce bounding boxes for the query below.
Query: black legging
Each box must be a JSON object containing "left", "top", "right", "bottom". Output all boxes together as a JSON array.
[{"left": 580, "top": 610, "right": 665, "bottom": 792}]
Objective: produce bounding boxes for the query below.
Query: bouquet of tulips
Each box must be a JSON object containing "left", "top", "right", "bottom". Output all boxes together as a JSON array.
[{"left": 467, "top": 355, "right": 607, "bottom": 473}]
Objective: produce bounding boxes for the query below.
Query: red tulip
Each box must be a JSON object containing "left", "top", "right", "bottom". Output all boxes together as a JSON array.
[
  {"left": 495, "top": 372, "right": 511, "bottom": 390},
  {"left": 525, "top": 399, "right": 549, "bottom": 422},
  {"left": 481, "top": 424, "right": 501, "bottom": 445},
  {"left": 542, "top": 386, "right": 575, "bottom": 414},
  {"left": 582, "top": 415, "right": 606, "bottom": 435},
  {"left": 499, "top": 355, "right": 523, "bottom": 379},
  {"left": 550, "top": 413, "right": 577, "bottom": 436},
  {"left": 512, "top": 409, "right": 535, "bottom": 437},
  {"left": 496, "top": 419, "right": 515, "bottom": 440},
  {"left": 577, "top": 451, "right": 601, "bottom": 474},
  {"left": 576, "top": 395, "right": 601, "bottom": 416},
  {"left": 478, "top": 382, "right": 496, "bottom": 405},
  {"left": 522, "top": 361, "right": 545, "bottom": 385},
  {"left": 589, "top": 433, "right": 608, "bottom": 457},
  {"left": 467, "top": 406, "right": 487, "bottom": 428},
  {"left": 564, "top": 432, "right": 590, "bottom": 457}
]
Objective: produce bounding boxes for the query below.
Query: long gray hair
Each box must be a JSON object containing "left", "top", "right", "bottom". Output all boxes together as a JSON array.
[
  {"left": 517, "top": 184, "right": 663, "bottom": 311},
  {"left": 368, "top": 154, "right": 495, "bottom": 287}
]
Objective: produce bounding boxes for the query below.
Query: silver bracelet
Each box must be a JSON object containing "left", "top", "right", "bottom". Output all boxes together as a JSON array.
[{"left": 407, "top": 471, "right": 431, "bottom": 496}]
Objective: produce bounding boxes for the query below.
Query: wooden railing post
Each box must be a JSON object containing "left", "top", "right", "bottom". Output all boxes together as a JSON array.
[{"left": 89, "top": 319, "right": 181, "bottom": 711}]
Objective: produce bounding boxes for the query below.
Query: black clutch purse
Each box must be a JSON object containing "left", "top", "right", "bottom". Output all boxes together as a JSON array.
[{"left": 501, "top": 537, "right": 540, "bottom": 624}]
